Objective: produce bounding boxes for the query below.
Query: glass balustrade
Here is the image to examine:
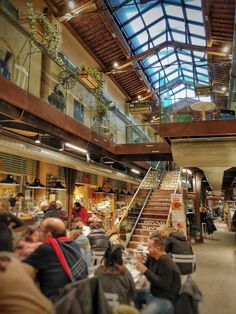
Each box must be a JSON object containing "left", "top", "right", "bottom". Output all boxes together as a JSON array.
[
  {"left": 117, "top": 162, "right": 166, "bottom": 247},
  {"left": 0, "top": 9, "right": 154, "bottom": 145}
]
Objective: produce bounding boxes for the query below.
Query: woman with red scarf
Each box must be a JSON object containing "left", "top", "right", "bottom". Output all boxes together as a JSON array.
[{"left": 72, "top": 202, "right": 90, "bottom": 224}]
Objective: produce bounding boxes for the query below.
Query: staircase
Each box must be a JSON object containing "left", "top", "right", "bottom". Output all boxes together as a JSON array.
[{"left": 127, "top": 171, "right": 179, "bottom": 249}]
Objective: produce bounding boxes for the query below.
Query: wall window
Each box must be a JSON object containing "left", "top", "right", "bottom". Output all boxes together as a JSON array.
[{"left": 74, "top": 99, "right": 84, "bottom": 122}]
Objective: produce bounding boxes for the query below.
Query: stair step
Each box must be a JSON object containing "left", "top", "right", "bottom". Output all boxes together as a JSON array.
[
  {"left": 142, "top": 213, "right": 169, "bottom": 218},
  {"left": 128, "top": 241, "right": 148, "bottom": 250},
  {"left": 134, "top": 228, "right": 153, "bottom": 236},
  {"left": 139, "top": 217, "right": 167, "bottom": 223},
  {"left": 145, "top": 206, "right": 170, "bottom": 211},
  {"left": 131, "top": 235, "right": 149, "bottom": 242}
]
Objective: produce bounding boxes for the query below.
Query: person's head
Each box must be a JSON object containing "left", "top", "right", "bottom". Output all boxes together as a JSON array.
[
  {"left": 40, "top": 218, "right": 66, "bottom": 241},
  {"left": 90, "top": 221, "right": 103, "bottom": 230},
  {"left": 16, "top": 193, "right": 24, "bottom": 201},
  {"left": 48, "top": 201, "right": 57, "bottom": 210},
  {"left": 68, "top": 229, "right": 82, "bottom": 240},
  {"left": 73, "top": 217, "right": 84, "bottom": 229},
  {"left": 103, "top": 244, "right": 124, "bottom": 270},
  {"left": 56, "top": 200, "right": 62, "bottom": 209},
  {"left": 74, "top": 202, "right": 81, "bottom": 211},
  {"left": 22, "top": 225, "right": 40, "bottom": 243},
  {"left": 148, "top": 233, "right": 165, "bottom": 259},
  {"left": 39, "top": 201, "right": 49, "bottom": 212}
]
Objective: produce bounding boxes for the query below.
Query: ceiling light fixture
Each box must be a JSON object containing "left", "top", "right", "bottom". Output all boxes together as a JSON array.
[
  {"left": 104, "top": 161, "right": 114, "bottom": 164},
  {"left": 35, "top": 133, "right": 41, "bottom": 144},
  {"left": 68, "top": 1, "right": 75, "bottom": 9},
  {"left": 59, "top": 143, "right": 64, "bottom": 151},
  {"left": 131, "top": 169, "right": 140, "bottom": 174},
  {"left": 65, "top": 142, "right": 87, "bottom": 154},
  {"left": 223, "top": 46, "right": 230, "bottom": 53},
  {"left": 113, "top": 62, "right": 119, "bottom": 67}
]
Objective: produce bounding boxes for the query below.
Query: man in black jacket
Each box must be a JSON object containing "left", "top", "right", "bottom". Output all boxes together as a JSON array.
[
  {"left": 165, "top": 231, "right": 194, "bottom": 275},
  {"left": 135, "top": 233, "right": 181, "bottom": 314}
]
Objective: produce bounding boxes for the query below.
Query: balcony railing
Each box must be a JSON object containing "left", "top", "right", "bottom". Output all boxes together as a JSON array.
[{"left": 0, "top": 8, "right": 153, "bottom": 145}]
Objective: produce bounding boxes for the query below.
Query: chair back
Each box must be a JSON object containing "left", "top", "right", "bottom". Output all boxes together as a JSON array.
[
  {"left": 172, "top": 254, "right": 196, "bottom": 274},
  {"left": 92, "top": 251, "right": 105, "bottom": 266}
]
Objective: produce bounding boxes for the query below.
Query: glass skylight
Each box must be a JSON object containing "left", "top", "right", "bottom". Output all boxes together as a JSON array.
[{"left": 106, "top": 0, "right": 210, "bottom": 107}]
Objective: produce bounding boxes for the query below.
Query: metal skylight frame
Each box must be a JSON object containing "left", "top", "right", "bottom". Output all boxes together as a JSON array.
[{"left": 106, "top": 0, "right": 210, "bottom": 107}]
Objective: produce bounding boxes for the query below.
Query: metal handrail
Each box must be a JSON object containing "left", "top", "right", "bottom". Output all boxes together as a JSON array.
[
  {"left": 117, "top": 166, "right": 154, "bottom": 231},
  {"left": 124, "top": 168, "right": 165, "bottom": 247},
  {"left": 165, "top": 167, "right": 183, "bottom": 229},
  {"left": 117, "top": 161, "right": 162, "bottom": 233}
]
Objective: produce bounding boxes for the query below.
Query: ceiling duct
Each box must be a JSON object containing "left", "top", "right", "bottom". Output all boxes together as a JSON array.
[{"left": 171, "top": 138, "right": 236, "bottom": 193}]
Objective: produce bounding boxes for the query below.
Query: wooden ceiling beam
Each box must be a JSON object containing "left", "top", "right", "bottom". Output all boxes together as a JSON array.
[
  {"left": 96, "top": 0, "right": 131, "bottom": 59},
  {"left": 106, "top": 41, "right": 229, "bottom": 72}
]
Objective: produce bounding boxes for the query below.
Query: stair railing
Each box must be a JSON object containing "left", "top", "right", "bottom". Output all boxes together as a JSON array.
[
  {"left": 117, "top": 161, "right": 165, "bottom": 246},
  {"left": 125, "top": 168, "right": 165, "bottom": 247},
  {"left": 165, "top": 167, "right": 183, "bottom": 230}
]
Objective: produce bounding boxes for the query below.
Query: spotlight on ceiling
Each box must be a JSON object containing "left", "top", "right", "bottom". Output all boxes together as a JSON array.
[
  {"left": 35, "top": 133, "right": 41, "bottom": 144},
  {"left": 131, "top": 168, "right": 140, "bottom": 174}
]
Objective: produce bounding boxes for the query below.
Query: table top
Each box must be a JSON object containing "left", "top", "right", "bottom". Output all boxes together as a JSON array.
[{"left": 191, "top": 101, "right": 216, "bottom": 112}]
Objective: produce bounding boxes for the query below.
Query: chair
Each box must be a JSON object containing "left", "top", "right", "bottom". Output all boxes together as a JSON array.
[
  {"left": 104, "top": 292, "right": 119, "bottom": 308},
  {"left": 92, "top": 251, "right": 105, "bottom": 266},
  {"left": 172, "top": 254, "right": 196, "bottom": 274}
]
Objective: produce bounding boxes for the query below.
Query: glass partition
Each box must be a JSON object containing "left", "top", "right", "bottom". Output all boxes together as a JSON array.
[{"left": 117, "top": 162, "right": 166, "bottom": 246}]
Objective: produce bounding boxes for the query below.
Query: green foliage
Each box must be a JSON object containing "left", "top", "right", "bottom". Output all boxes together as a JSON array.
[{"left": 79, "top": 65, "right": 104, "bottom": 100}]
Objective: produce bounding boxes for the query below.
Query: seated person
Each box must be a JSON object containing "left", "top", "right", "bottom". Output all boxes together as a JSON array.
[
  {"left": 68, "top": 229, "right": 93, "bottom": 267},
  {"left": 88, "top": 222, "right": 110, "bottom": 252},
  {"left": 72, "top": 202, "right": 90, "bottom": 224},
  {"left": 135, "top": 233, "right": 181, "bottom": 314},
  {"left": 95, "top": 244, "right": 136, "bottom": 306},
  {"left": 15, "top": 225, "right": 42, "bottom": 258},
  {"left": 24, "top": 218, "right": 88, "bottom": 300},
  {"left": 0, "top": 252, "right": 54, "bottom": 314},
  {"left": 165, "top": 230, "right": 195, "bottom": 275},
  {"left": 72, "top": 217, "right": 91, "bottom": 236}
]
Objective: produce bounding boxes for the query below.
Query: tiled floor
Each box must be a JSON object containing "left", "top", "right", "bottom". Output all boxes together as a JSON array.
[{"left": 192, "top": 222, "right": 236, "bottom": 314}]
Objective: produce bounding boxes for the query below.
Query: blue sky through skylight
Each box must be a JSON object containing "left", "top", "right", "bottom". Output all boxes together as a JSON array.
[{"left": 107, "top": 0, "right": 210, "bottom": 107}]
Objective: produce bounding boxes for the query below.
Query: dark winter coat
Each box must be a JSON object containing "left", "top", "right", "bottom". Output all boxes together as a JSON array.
[
  {"left": 87, "top": 228, "right": 110, "bottom": 252},
  {"left": 165, "top": 232, "right": 195, "bottom": 275},
  {"left": 0, "top": 213, "right": 23, "bottom": 251},
  {"left": 204, "top": 216, "right": 217, "bottom": 234},
  {"left": 175, "top": 275, "right": 203, "bottom": 314}
]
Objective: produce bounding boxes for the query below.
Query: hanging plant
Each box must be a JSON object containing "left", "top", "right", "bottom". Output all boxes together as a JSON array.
[
  {"left": 79, "top": 65, "right": 104, "bottom": 100},
  {"left": 27, "top": 6, "right": 63, "bottom": 66}
]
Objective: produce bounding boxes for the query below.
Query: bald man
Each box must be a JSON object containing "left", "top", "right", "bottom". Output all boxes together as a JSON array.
[{"left": 24, "top": 218, "right": 88, "bottom": 300}]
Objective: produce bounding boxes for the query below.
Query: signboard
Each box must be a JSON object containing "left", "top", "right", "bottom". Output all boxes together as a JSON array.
[
  {"left": 194, "top": 85, "right": 212, "bottom": 96},
  {"left": 129, "top": 102, "right": 152, "bottom": 114},
  {"left": 171, "top": 193, "right": 186, "bottom": 236}
]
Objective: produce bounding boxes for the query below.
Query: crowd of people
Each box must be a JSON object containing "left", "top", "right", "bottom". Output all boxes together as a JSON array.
[{"left": 0, "top": 198, "right": 196, "bottom": 314}]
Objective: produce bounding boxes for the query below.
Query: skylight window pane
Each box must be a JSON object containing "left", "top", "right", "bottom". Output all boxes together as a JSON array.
[
  {"left": 161, "top": 54, "right": 177, "bottom": 66},
  {"left": 167, "top": 71, "right": 179, "bottom": 81},
  {"left": 185, "top": 76, "right": 194, "bottom": 82},
  {"left": 178, "top": 53, "right": 192, "bottom": 62},
  {"left": 165, "top": 5, "right": 184, "bottom": 19},
  {"left": 136, "top": 44, "right": 149, "bottom": 53},
  {"left": 146, "top": 55, "right": 159, "bottom": 65},
  {"left": 153, "top": 34, "right": 167, "bottom": 46},
  {"left": 169, "top": 19, "right": 185, "bottom": 32},
  {"left": 173, "top": 84, "right": 185, "bottom": 94},
  {"left": 165, "top": 67, "right": 177, "bottom": 75},
  {"left": 133, "top": 30, "right": 149, "bottom": 47},
  {"left": 172, "top": 31, "right": 186, "bottom": 43},
  {"left": 191, "top": 36, "right": 206, "bottom": 46},
  {"left": 188, "top": 23, "right": 205, "bottom": 36},
  {"left": 143, "top": 6, "right": 163, "bottom": 25},
  {"left": 196, "top": 67, "right": 208, "bottom": 75},
  {"left": 184, "top": 0, "right": 201, "bottom": 8},
  {"left": 149, "top": 20, "right": 166, "bottom": 38},
  {"left": 193, "top": 51, "right": 205, "bottom": 59},
  {"left": 116, "top": 5, "right": 137, "bottom": 24},
  {"left": 186, "top": 8, "right": 203, "bottom": 22},
  {"left": 124, "top": 16, "right": 145, "bottom": 34}
]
